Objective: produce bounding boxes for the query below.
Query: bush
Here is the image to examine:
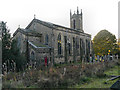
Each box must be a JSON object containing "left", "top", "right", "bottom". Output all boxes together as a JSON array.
[
  {"left": 2, "top": 81, "right": 12, "bottom": 88},
  {"left": 2, "top": 80, "right": 24, "bottom": 88},
  {"left": 96, "top": 69, "right": 106, "bottom": 78},
  {"left": 79, "top": 77, "right": 91, "bottom": 84},
  {"left": 58, "top": 79, "right": 68, "bottom": 88}
]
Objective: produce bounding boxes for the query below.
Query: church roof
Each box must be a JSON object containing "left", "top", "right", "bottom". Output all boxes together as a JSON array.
[
  {"left": 28, "top": 40, "right": 51, "bottom": 48},
  {"left": 13, "top": 28, "right": 42, "bottom": 37},
  {"left": 25, "top": 18, "right": 91, "bottom": 37},
  {"left": 14, "top": 18, "right": 91, "bottom": 38},
  {"left": 26, "top": 19, "right": 84, "bottom": 32}
]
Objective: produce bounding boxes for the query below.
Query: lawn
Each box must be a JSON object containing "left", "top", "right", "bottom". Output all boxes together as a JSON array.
[{"left": 74, "top": 65, "right": 119, "bottom": 88}]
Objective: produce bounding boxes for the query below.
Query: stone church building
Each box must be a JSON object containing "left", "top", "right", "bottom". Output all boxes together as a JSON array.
[{"left": 13, "top": 8, "right": 91, "bottom": 66}]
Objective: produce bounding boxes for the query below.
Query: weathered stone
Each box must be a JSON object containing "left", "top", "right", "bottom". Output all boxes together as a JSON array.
[{"left": 13, "top": 8, "right": 91, "bottom": 66}]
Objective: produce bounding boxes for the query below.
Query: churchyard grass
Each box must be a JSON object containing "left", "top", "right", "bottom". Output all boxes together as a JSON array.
[{"left": 74, "top": 65, "right": 119, "bottom": 88}]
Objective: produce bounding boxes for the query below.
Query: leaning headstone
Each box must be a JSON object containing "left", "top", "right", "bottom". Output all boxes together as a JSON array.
[{"left": 63, "top": 67, "right": 66, "bottom": 76}]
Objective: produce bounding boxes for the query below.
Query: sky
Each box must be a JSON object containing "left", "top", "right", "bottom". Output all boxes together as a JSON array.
[{"left": 0, "top": 0, "right": 119, "bottom": 39}]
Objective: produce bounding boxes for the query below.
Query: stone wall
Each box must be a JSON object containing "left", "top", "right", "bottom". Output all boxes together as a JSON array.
[
  {"left": 27, "top": 20, "right": 91, "bottom": 64},
  {"left": 29, "top": 46, "right": 52, "bottom": 66},
  {"left": 14, "top": 19, "right": 91, "bottom": 65},
  {"left": 13, "top": 32, "right": 26, "bottom": 54}
]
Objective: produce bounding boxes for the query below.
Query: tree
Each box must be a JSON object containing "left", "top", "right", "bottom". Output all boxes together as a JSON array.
[
  {"left": 2, "top": 21, "right": 26, "bottom": 72},
  {"left": 2, "top": 21, "right": 11, "bottom": 64},
  {"left": 93, "top": 29, "right": 118, "bottom": 55},
  {"left": 118, "top": 38, "right": 120, "bottom": 57},
  {"left": 10, "top": 40, "right": 26, "bottom": 71}
]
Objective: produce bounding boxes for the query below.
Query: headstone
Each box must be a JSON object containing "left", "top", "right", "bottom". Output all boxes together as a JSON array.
[{"left": 63, "top": 67, "right": 66, "bottom": 76}]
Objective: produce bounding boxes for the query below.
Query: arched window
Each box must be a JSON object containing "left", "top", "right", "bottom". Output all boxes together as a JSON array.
[
  {"left": 88, "top": 40, "right": 90, "bottom": 54},
  {"left": 73, "top": 20, "right": 76, "bottom": 29},
  {"left": 39, "top": 35, "right": 43, "bottom": 43},
  {"left": 76, "top": 37, "right": 79, "bottom": 49},
  {"left": 68, "top": 43, "right": 71, "bottom": 55},
  {"left": 76, "top": 37, "right": 79, "bottom": 55},
  {"left": 45, "top": 34, "right": 49, "bottom": 45},
  {"left": 82, "top": 39, "right": 85, "bottom": 55},
  {"left": 31, "top": 51, "right": 35, "bottom": 60},
  {"left": 58, "top": 33, "right": 62, "bottom": 55},
  {"left": 17, "top": 37, "right": 21, "bottom": 48}
]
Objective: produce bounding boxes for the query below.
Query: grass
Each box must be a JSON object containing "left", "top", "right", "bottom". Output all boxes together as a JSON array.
[
  {"left": 104, "top": 66, "right": 119, "bottom": 76},
  {"left": 74, "top": 65, "right": 119, "bottom": 88},
  {"left": 54, "top": 61, "right": 82, "bottom": 68}
]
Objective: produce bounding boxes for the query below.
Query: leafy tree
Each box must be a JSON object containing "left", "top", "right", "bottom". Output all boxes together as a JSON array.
[
  {"left": 10, "top": 40, "right": 26, "bottom": 71},
  {"left": 93, "top": 29, "right": 118, "bottom": 55},
  {"left": 2, "top": 21, "right": 26, "bottom": 72},
  {"left": 118, "top": 38, "right": 120, "bottom": 50},
  {"left": 118, "top": 38, "right": 120, "bottom": 56},
  {"left": 2, "top": 21, "right": 11, "bottom": 64}
]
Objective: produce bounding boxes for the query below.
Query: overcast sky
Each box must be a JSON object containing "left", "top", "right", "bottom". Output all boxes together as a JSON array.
[{"left": 0, "top": 0, "right": 119, "bottom": 39}]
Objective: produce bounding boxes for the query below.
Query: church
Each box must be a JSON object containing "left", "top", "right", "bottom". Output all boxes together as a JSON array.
[{"left": 13, "top": 7, "right": 91, "bottom": 66}]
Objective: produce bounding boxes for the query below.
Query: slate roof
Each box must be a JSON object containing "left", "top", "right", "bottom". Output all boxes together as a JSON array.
[
  {"left": 26, "top": 19, "right": 86, "bottom": 33},
  {"left": 28, "top": 41, "right": 51, "bottom": 49},
  {"left": 13, "top": 28, "right": 42, "bottom": 37},
  {"left": 14, "top": 18, "right": 91, "bottom": 37}
]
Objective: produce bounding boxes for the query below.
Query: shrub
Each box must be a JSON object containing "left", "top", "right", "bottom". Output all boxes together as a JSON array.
[
  {"left": 78, "top": 76, "right": 91, "bottom": 84},
  {"left": 96, "top": 69, "right": 106, "bottom": 78},
  {"left": 2, "top": 81, "right": 12, "bottom": 88}
]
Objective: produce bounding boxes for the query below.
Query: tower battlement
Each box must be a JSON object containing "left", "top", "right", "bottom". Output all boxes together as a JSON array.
[{"left": 70, "top": 7, "right": 83, "bottom": 32}]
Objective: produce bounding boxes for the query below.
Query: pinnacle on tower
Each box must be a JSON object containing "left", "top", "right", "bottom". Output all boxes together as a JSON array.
[
  {"left": 34, "top": 14, "right": 36, "bottom": 19},
  {"left": 81, "top": 9, "right": 82, "bottom": 15},
  {"left": 70, "top": 9, "right": 72, "bottom": 17},
  {"left": 77, "top": 7, "right": 79, "bottom": 14}
]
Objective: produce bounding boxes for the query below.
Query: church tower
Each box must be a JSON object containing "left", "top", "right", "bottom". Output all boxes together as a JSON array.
[{"left": 70, "top": 7, "right": 83, "bottom": 32}]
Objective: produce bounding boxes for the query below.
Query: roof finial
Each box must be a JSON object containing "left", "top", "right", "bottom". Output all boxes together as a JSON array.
[
  {"left": 18, "top": 25, "right": 20, "bottom": 28},
  {"left": 34, "top": 14, "right": 36, "bottom": 19},
  {"left": 74, "top": 11, "right": 75, "bottom": 14},
  {"left": 77, "top": 6, "right": 79, "bottom": 14},
  {"left": 81, "top": 9, "right": 82, "bottom": 15}
]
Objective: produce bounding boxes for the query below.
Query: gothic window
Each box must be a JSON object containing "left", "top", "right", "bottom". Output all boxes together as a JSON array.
[
  {"left": 17, "top": 37, "right": 21, "bottom": 48},
  {"left": 68, "top": 43, "right": 71, "bottom": 55},
  {"left": 88, "top": 40, "right": 90, "bottom": 54},
  {"left": 80, "top": 38, "right": 82, "bottom": 58},
  {"left": 82, "top": 39, "right": 85, "bottom": 55},
  {"left": 31, "top": 51, "right": 35, "bottom": 60},
  {"left": 76, "top": 37, "right": 79, "bottom": 49},
  {"left": 33, "top": 23, "right": 36, "bottom": 30},
  {"left": 73, "top": 20, "right": 76, "bottom": 29},
  {"left": 76, "top": 37, "right": 79, "bottom": 55},
  {"left": 73, "top": 37, "right": 75, "bottom": 47},
  {"left": 73, "top": 37, "right": 75, "bottom": 53},
  {"left": 39, "top": 35, "right": 42, "bottom": 43},
  {"left": 58, "top": 33, "right": 62, "bottom": 55},
  {"left": 86, "top": 39, "right": 89, "bottom": 61},
  {"left": 73, "top": 37, "right": 76, "bottom": 61},
  {"left": 45, "top": 34, "right": 49, "bottom": 45}
]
